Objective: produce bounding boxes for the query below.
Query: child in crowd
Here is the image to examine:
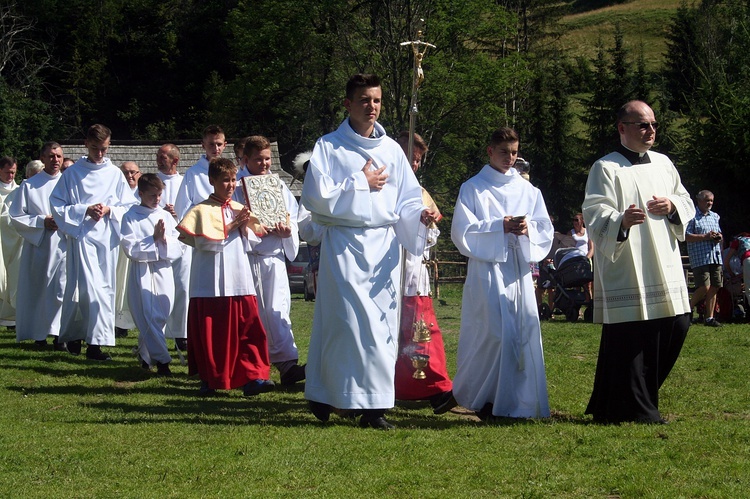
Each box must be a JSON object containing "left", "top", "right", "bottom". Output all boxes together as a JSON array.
[
  {"left": 120, "top": 174, "right": 184, "bottom": 376},
  {"left": 450, "top": 127, "right": 553, "bottom": 420},
  {"left": 237, "top": 136, "right": 305, "bottom": 385},
  {"left": 177, "top": 157, "right": 273, "bottom": 396},
  {"left": 50, "top": 124, "right": 138, "bottom": 361}
]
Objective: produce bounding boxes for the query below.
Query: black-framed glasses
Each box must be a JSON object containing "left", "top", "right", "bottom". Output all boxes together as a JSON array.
[{"left": 622, "top": 121, "right": 658, "bottom": 130}]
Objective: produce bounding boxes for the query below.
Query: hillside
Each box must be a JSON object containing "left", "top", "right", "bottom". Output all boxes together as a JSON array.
[{"left": 560, "top": 0, "right": 684, "bottom": 69}]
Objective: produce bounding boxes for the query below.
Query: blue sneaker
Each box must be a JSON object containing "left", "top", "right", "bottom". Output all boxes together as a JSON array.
[{"left": 243, "top": 379, "right": 275, "bottom": 396}]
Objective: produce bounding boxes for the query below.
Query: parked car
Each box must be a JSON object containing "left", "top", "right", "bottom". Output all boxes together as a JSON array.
[
  {"left": 303, "top": 244, "right": 320, "bottom": 301},
  {"left": 286, "top": 242, "right": 309, "bottom": 294}
]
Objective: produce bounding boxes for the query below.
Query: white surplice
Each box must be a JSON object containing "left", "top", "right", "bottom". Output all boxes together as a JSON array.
[
  {"left": 0, "top": 180, "right": 21, "bottom": 325},
  {"left": 583, "top": 151, "right": 693, "bottom": 324},
  {"left": 115, "top": 185, "right": 139, "bottom": 330},
  {"left": 301, "top": 119, "right": 427, "bottom": 410},
  {"left": 158, "top": 171, "right": 190, "bottom": 340},
  {"left": 9, "top": 171, "right": 66, "bottom": 340},
  {"left": 451, "top": 165, "right": 553, "bottom": 418},
  {"left": 50, "top": 157, "right": 138, "bottom": 346},
  {"left": 174, "top": 155, "right": 212, "bottom": 221},
  {"left": 240, "top": 176, "right": 301, "bottom": 364},
  {"left": 121, "top": 205, "right": 184, "bottom": 366}
]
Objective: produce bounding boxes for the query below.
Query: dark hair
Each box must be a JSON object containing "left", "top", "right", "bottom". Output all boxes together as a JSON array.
[
  {"left": 233, "top": 137, "right": 250, "bottom": 157},
  {"left": 0, "top": 156, "right": 16, "bottom": 169},
  {"left": 208, "top": 157, "right": 237, "bottom": 180},
  {"left": 345, "top": 73, "right": 381, "bottom": 100},
  {"left": 243, "top": 135, "right": 271, "bottom": 157},
  {"left": 138, "top": 173, "right": 165, "bottom": 193},
  {"left": 202, "top": 125, "right": 225, "bottom": 139},
  {"left": 488, "top": 127, "right": 519, "bottom": 147},
  {"left": 40, "top": 141, "right": 62, "bottom": 157},
  {"left": 573, "top": 212, "right": 585, "bottom": 228},
  {"left": 86, "top": 124, "right": 111, "bottom": 143}
]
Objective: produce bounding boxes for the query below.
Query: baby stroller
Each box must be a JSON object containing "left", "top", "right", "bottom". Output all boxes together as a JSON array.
[{"left": 542, "top": 247, "right": 594, "bottom": 322}]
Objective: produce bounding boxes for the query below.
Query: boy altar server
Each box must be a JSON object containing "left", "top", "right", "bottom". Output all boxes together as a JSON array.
[
  {"left": 301, "top": 73, "right": 435, "bottom": 430},
  {"left": 9, "top": 142, "right": 66, "bottom": 349},
  {"left": 177, "top": 158, "right": 273, "bottom": 396},
  {"left": 393, "top": 131, "right": 455, "bottom": 414},
  {"left": 236, "top": 136, "right": 305, "bottom": 385},
  {"left": 50, "top": 124, "right": 138, "bottom": 361},
  {"left": 451, "top": 127, "right": 554, "bottom": 420},
  {"left": 120, "top": 174, "right": 184, "bottom": 376},
  {"left": 156, "top": 143, "right": 189, "bottom": 352}
]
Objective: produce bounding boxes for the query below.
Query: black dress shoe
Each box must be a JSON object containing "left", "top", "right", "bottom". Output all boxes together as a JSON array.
[
  {"left": 359, "top": 414, "right": 395, "bottom": 430},
  {"left": 34, "top": 339, "right": 48, "bottom": 349},
  {"left": 431, "top": 390, "right": 458, "bottom": 415},
  {"left": 155, "top": 362, "right": 172, "bottom": 377},
  {"left": 280, "top": 363, "right": 306, "bottom": 385},
  {"left": 475, "top": 402, "right": 494, "bottom": 422},
  {"left": 115, "top": 327, "right": 128, "bottom": 338},
  {"left": 52, "top": 337, "right": 67, "bottom": 351},
  {"left": 309, "top": 400, "right": 332, "bottom": 422},
  {"left": 85, "top": 345, "right": 112, "bottom": 361},
  {"left": 175, "top": 338, "right": 187, "bottom": 351},
  {"left": 198, "top": 381, "right": 216, "bottom": 396},
  {"left": 66, "top": 339, "right": 82, "bottom": 356},
  {"left": 243, "top": 379, "right": 275, "bottom": 396}
]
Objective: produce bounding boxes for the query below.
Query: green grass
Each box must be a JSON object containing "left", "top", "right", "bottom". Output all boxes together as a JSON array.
[
  {"left": 560, "top": 0, "right": 684, "bottom": 70},
  {"left": 1, "top": 283, "right": 749, "bottom": 497}
]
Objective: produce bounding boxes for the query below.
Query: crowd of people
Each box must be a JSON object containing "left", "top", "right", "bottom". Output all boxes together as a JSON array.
[{"left": 0, "top": 73, "right": 739, "bottom": 429}]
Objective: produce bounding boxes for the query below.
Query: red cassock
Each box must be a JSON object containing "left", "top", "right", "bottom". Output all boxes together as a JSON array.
[
  {"left": 188, "top": 295, "right": 271, "bottom": 390},
  {"left": 394, "top": 295, "right": 452, "bottom": 400}
]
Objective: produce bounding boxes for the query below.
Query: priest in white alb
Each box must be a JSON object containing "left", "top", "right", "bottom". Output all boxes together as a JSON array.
[
  {"left": 9, "top": 142, "right": 67, "bottom": 349},
  {"left": 451, "top": 127, "right": 553, "bottom": 420}
]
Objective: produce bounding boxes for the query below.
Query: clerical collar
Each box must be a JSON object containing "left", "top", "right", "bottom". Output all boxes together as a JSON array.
[{"left": 616, "top": 144, "right": 651, "bottom": 165}]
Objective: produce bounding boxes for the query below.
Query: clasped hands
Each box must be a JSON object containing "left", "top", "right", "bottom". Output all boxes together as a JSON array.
[
  {"left": 86, "top": 203, "right": 110, "bottom": 222},
  {"left": 621, "top": 196, "right": 674, "bottom": 230},
  {"left": 503, "top": 216, "right": 528, "bottom": 236}
]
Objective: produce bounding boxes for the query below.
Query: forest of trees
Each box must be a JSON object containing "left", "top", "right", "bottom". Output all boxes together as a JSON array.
[{"left": 1, "top": 0, "right": 748, "bottom": 237}]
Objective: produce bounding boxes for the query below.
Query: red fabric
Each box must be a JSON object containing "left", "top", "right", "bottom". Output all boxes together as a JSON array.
[
  {"left": 395, "top": 295, "right": 453, "bottom": 400},
  {"left": 188, "top": 295, "right": 271, "bottom": 390}
]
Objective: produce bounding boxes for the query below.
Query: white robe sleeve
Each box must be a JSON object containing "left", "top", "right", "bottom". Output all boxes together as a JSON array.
[
  {"left": 281, "top": 184, "right": 300, "bottom": 261},
  {"left": 582, "top": 161, "right": 628, "bottom": 264},
  {"left": 9, "top": 185, "right": 46, "bottom": 248},
  {"left": 297, "top": 203, "right": 326, "bottom": 245},
  {"left": 301, "top": 139, "right": 372, "bottom": 224},
  {"left": 49, "top": 175, "right": 89, "bottom": 240},
  {"left": 665, "top": 167, "right": 694, "bottom": 242},
  {"left": 451, "top": 182, "right": 509, "bottom": 263}
]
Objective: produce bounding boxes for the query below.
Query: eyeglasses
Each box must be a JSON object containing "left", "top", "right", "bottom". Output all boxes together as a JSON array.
[{"left": 622, "top": 121, "right": 658, "bottom": 130}]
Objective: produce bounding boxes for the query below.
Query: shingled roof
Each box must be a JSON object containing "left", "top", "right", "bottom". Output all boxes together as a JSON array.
[{"left": 57, "top": 139, "right": 303, "bottom": 197}]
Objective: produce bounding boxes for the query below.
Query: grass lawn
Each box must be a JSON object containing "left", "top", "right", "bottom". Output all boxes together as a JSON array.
[
  {"left": 1, "top": 283, "right": 749, "bottom": 497},
  {"left": 559, "top": 0, "right": 685, "bottom": 70}
]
